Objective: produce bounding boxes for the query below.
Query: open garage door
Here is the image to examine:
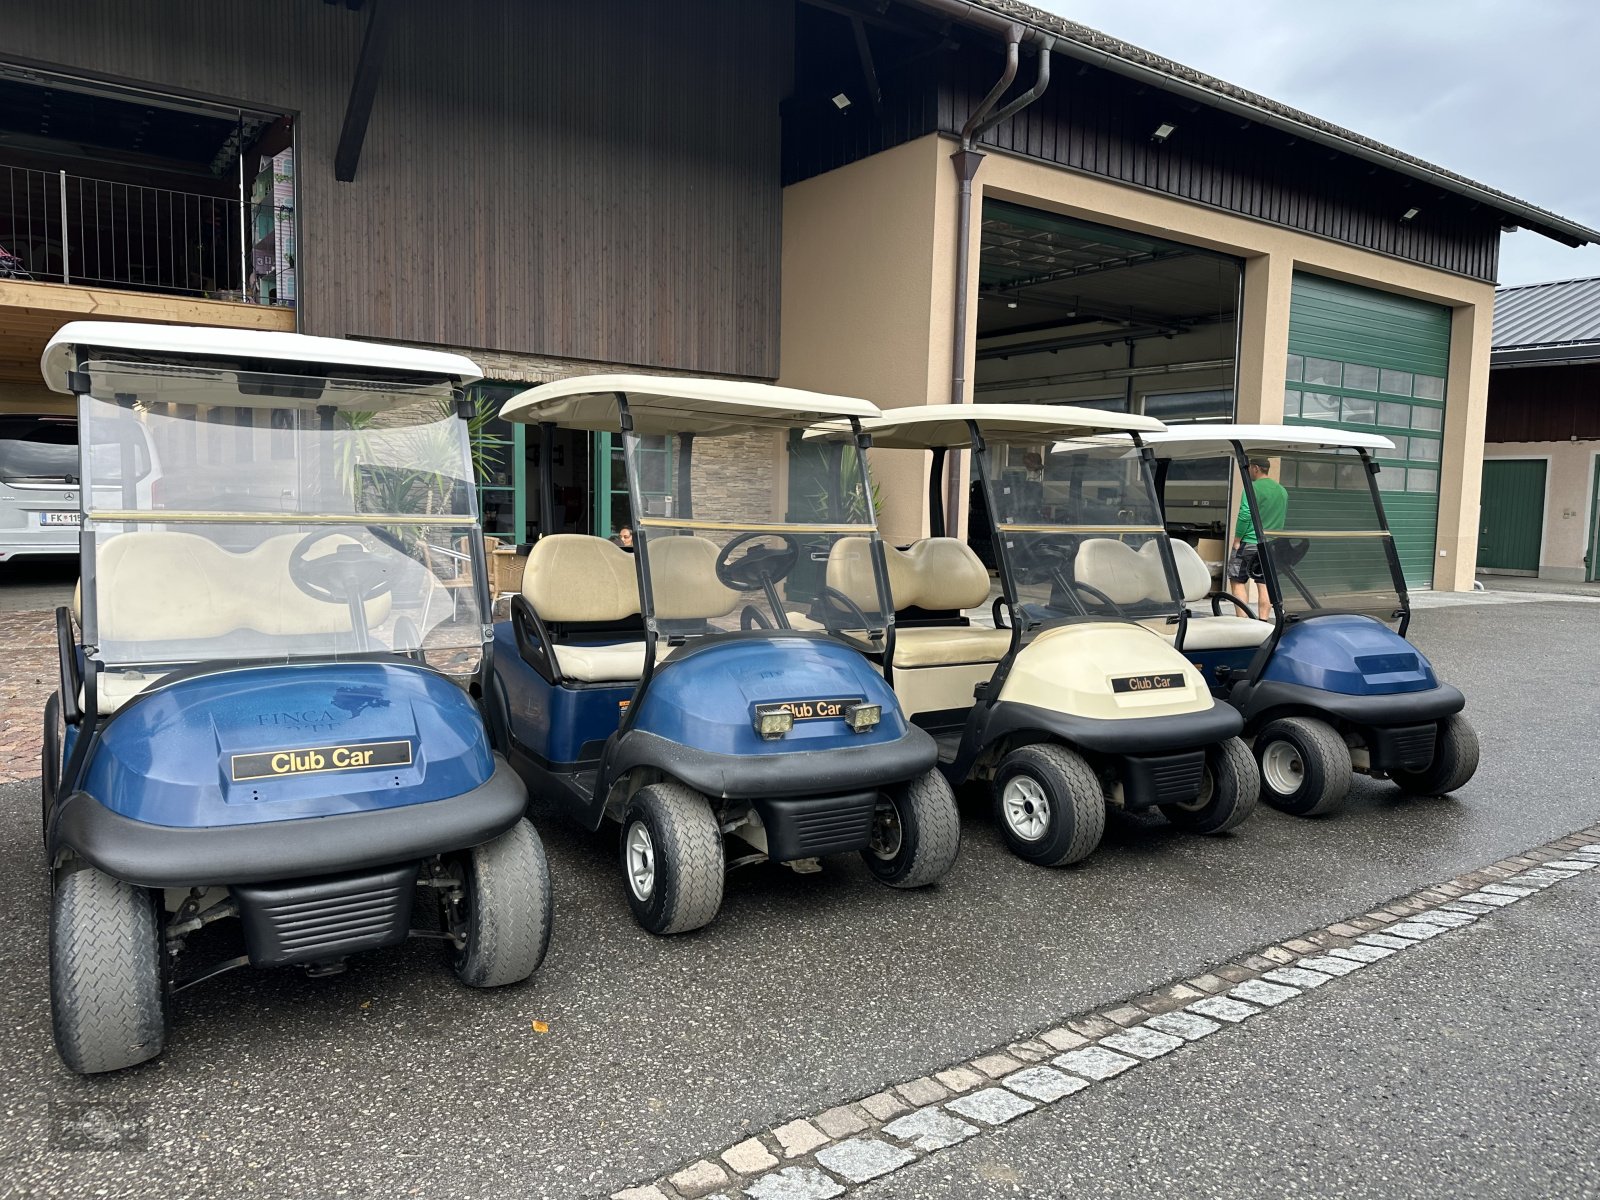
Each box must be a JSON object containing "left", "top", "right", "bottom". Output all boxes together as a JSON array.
[{"left": 1286, "top": 274, "right": 1450, "bottom": 588}]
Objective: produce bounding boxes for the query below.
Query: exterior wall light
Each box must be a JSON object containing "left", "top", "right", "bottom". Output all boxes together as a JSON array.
[
  {"left": 1402, "top": 207, "right": 1420, "bottom": 221},
  {"left": 832, "top": 93, "right": 852, "bottom": 111},
  {"left": 1152, "top": 123, "right": 1176, "bottom": 143}
]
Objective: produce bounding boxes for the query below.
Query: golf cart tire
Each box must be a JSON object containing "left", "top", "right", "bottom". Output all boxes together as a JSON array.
[
  {"left": 1392, "top": 714, "right": 1481, "bottom": 797},
  {"left": 1162, "top": 736, "right": 1259, "bottom": 835},
  {"left": 621, "top": 783, "right": 725, "bottom": 936},
  {"left": 992, "top": 744, "right": 1105, "bottom": 867},
  {"left": 50, "top": 866, "right": 167, "bottom": 1075},
  {"left": 453, "top": 818, "right": 553, "bottom": 988},
  {"left": 863, "top": 768, "right": 960, "bottom": 888},
  {"left": 1254, "top": 716, "right": 1351, "bottom": 817}
]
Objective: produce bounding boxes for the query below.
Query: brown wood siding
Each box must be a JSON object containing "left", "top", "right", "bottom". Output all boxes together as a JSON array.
[
  {"left": 7, "top": 0, "right": 789, "bottom": 378},
  {"left": 1487, "top": 364, "right": 1600, "bottom": 441}
]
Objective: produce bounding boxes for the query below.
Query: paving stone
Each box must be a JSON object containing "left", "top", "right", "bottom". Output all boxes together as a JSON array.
[
  {"left": 1389, "top": 899, "right": 1427, "bottom": 915},
  {"left": 894, "top": 1077, "right": 949, "bottom": 1108},
  {"left": 1003, "top": 1066, "right": 1088, "bottom": 1103},
  {"left": 1066, "top": 1016, "right": 1121, "bottom": 1039},
  {"left": 945, "top": 1086, "right": 1037, "bottom": 1126},
  {"left": 1479, "top": 883, "right": 1536, "bottom": 898},
  {"left": 881, "top": 1107, "right": 978, "bottom": 1153},
  {"left": 933, "top": 1066, "right": 984, "bottom": 1095},
  {"left": 1150, "top": 983, "right": 1205, "bottom": 1007},
  {"left": 1053, "top": 1046, "right": 1139, "bottom": 1080},
  {"left": 723, "top": 1139, "right": 779, "bottom": 1176},
  {"left": 670, "top": 1160, "right": 732, "bottom": 1198},
  {"left": 1101, "top": 1005, "right": 1148, "bottom": 1027},
  {"left": 1007, "top": 1040, "right": 1052, "bottom": 1063},
  {"left": 1263, "top": 966, "right": 1334, "bottom": 989},
  {"left": 1101, "top": 1026, "right": 1185, "bottom": 1059},
  {"left": 1260, "top": 946, "right": 1298, "bottom": 965},
  {"left": 1296, "top": 954, "right": 1363, "bottom": 977},
  {"left": 1443, "top": 901, "right": 1494, "bottom": 915},
  {"left": 1478, "top": 866, "right": 1514, "bottom": 879},
  {"left": 813, "top": 1139, "right": 914, "bottom": 1185},
  {"left": 1330, "top": 943, "right": 1394, "bottom": 963},
  {"left": 1281, "top": 938, "right": 1320, "bottom": 954},
  {"left": 1384, "top": 921, "right": 1448, "bottom": 940},
  {"left": 612, "top": 1187, "right": 671, "bottom": 1200},
  {"left": 1346, "top": 916, "right": 1383, "bottom": 931},
  {"left": 1433, "top": 882, "right": 1469, "bottom": 897},
  {"left": 1456, "top": 889, "right": 1519, "bottom": 908},
  {"left": 1039, "top": 1027, "right": 1088, "bottom": 1052},
  {"left": 1185, "top": 974, "right": 1229, "bottom": 994},
  {"left": 1187, "top": 995, "right": 1259, "bottom": 1023},
  {"left": 1214, "top": 964, "right": 1255, "bottom": 983},
  {"left": 1570, "top": 845, "right": 1600, "bottom": 858},
  {"left": 743, "top": 1167, "right": 846, "bottom": 1200},
  {"left": 1412, "top": 909, "right": 1475, "bottom": 928},
  {"left": 1144, "top": 1010, "right": 1221, "bottom": 1041},
  {"left": 971, "top": 1053, "right": 1024, "bottom": 1079},
  {"left": 1511, "top": 869, "right": 1576, "bottom": 886},
  {"left": 1326, "top": 923, "right": 1365, "bottom": 938},
  {"left": 1238, "top": 954, "right": 1277, "bottom": 971},
  {"left": 1230, "top": 979, "right": 1300, "bottom": 1006},
  {"left": 771, "top": 1120, "right": 829, "bottom": 1160},
  {"left": 860, "top": 1092, "right": 909, "bottom": 1121},
  {"left": 1546, "top": 859, "right": 1599, "bottom": 871},
  {"left": 1417, "top": 889, "right": 1455, "bottom": 904},
  {"left": 1357, "top": 933, "right": 1417, "bottom": 950},
  {"left": 814, "top": 1106, "right": 869, "bottom": 1139}
]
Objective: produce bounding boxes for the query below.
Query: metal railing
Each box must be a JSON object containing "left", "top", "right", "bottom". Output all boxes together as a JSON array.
[{"left": 0, "top": 163, "right": 294, "bottom": 306}]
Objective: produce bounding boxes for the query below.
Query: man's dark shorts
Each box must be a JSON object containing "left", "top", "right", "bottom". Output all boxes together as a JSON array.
[{"left": 1227, "top": 544, "right": 1265, "bottom": 584}]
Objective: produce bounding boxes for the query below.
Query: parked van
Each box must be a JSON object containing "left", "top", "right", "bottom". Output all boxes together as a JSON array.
[{"left": 0, "top": 413, "right": 161, "bottom": 562}]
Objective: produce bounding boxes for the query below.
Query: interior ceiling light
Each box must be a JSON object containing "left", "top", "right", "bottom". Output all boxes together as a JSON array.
[
  {"left": 1006, "top": 300, "right": 1019, "bottom": 309},
  {"left": 831, "top": 93, "right": 852, "bottom": 111},
  {"left": 1401, "top": 206, "right": 1420, "bottom": 221},
  {"left": 1151, "top": 122, "right": 1177, "bottom": 143}
]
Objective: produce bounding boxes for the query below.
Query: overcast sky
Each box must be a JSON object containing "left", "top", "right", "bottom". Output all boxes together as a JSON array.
[{"left": 1030, "top": 0, "right": 1600, "bottom": 287}]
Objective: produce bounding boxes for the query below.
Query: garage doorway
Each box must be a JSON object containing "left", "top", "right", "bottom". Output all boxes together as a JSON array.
[{"left": 1477, "top": 459, "right": 1547, "bottom": 576}]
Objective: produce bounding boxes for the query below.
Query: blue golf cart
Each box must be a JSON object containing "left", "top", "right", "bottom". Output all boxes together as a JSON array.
[
  {"left": 487, "top": 376, "right": 959, "bottom": 934},
  {"left": 1137, "top": 424, "right": 1479, "bottom": 815},
  {"left": 40, "top": 322, "right": 551, "bottom": 1074}
]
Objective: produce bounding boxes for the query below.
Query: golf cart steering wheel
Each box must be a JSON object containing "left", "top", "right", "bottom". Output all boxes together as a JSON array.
[
  {"left": 288, "top": 529, "right": 393, "bottom": 652},
  {"left": 714, "top": 532, "right": 801, "bottom": 592}
]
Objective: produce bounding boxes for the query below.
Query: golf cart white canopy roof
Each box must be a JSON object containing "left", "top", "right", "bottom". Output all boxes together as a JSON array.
[
  {"left": 500, "top": 373, "right": 880, "bottom": 436},
  {"left": 1067, "top": 423, "right": 1395, "bottom": 460},
  {"left": 816, "top": 402, "right": 1165, "bottom": 449},
  {"left": 42, "top": 322, "right": 482, "bottom": 392}
]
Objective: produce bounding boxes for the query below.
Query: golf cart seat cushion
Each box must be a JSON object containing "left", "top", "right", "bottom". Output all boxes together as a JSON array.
[
  {"left": 1155, "top": 538, "right": 1214, "bottom": 602},
  {"left": 92, "top": 530, "right": 391, "bottom": 643},
  {"left": 1073, "top": 538, "right": 1154, "bottom": 607},
  {"left": 891, "top": 625, "right": 1013, "bottom": 667},
  {"left": 552, "top": 638, "right": 664, "bottom": 683},
  {"left": 827, "top": 536, "right": 990, "bottom": 613},
  {"left": 1151, "top": 534, "right": 1272, "bottom": 649},
  {"left": 645, "top": 534, "right": 741, "bottom": 621},
  {"left": 523, "top": 534, "right": 639, "bottom": 624}
]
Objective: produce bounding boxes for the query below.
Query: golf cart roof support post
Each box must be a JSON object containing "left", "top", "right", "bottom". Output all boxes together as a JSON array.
[
  {"left": 928, "top": 446, "right": 948, "bottom": 538},
  {"left": 615, "top": 394, "right": 658, "bottom": 738},
  {"left": 1232, "top": 439, "right": 1287, "bottom": 686},
  {"left": 537, "top": 422, "right": 556, "bottom": 543},
  {"left": 676, "top": 433, "right": 694, "bottom": 521},
  {"left": 965, "top": 418, "right": 1024, "bottom": 668},
  {"left": 70, "top": 344, "right": 101, "bottom": 726},
  {"left": 1360, "top": 448, "right": 1413, "bottom": 638},
  {"left": 855, "top": 419, "right": 897, "bottom": 675},
  {"left": 946, "top": 27, "right": 1054, "bottom": 534},
  {"left": 1133, "top": 434, "right": 1188, "bottom": 649}
]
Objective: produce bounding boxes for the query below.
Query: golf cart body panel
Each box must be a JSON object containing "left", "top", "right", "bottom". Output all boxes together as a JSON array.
[
  {"left": 493, "top": 375, "right": 958, "bottom": 929},
  {"left": 38, "top": 322, "right": 550, "bottom": 1073},
  {"left": 1135, "top": 423, "right": 1479, "bottom": 809}
]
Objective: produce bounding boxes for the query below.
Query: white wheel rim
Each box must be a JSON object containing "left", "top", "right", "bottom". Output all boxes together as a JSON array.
[
  {"left": 625, "top": 821, "right": 656, "bottom": 902},
  {"left": 1001, "top": 775, "right": 1051, "bottom": 842},
  {"left": 1262, "top": 741, "right": 1304, "bottom": 795},
  {"left": 1170, "top": 764, "right": 1214, "bottom": 813}
]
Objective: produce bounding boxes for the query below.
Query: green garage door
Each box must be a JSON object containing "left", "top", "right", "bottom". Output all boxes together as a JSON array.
[
  {"left": 1284, "top": 274, "right": 1451, "bottom": 588},
  {"left": 1477, "top": 459, "right": 1546, "bottom": 574}
]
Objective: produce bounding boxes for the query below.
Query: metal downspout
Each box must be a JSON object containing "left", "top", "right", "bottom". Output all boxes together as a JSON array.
[{"left": 944, "top": 29, "right": 1054, "bottom": 533}]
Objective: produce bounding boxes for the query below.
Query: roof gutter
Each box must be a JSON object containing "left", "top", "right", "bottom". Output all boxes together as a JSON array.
[
  {"left": 1490, "top": 344, "right": 1600, "bottom": 369},
  {"left": 900, "top": 0, "right": 1598, "bottom": 247}
]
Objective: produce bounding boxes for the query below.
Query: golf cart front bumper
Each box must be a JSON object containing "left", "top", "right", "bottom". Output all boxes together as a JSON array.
[{"left": 52, "top": 754, "right": 527, "bottom": 889}]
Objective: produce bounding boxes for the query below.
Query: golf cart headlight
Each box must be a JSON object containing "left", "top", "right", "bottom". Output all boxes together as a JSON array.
[
  {"left": 755, "top": 708, "right": 794, "bottom": 740},
  {"left": 843, "top": 702, "right": 881, "bottom": 733}
]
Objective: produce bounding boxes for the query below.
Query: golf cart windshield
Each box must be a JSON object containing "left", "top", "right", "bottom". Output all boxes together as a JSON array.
[
  {"left": 1001, "top": 438, "right": 1181, "bottom": 628},
  {"left": 629, "top": 420, "right": 890, "bottom": 640},
  {"left": 1251, "top": 447, "right": 1403, "bottom": 621},
  {"left": 76, "top": 360, "right": 488, "bottom": 675}
]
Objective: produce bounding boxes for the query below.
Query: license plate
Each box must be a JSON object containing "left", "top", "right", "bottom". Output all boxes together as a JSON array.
[
  {"left": 1110, "top": 672, "right": 1187, "bottom": 694},
  {"left": 38, "top": 511, "right": 80, "bottom": 527},
  {"left": 230, "top": 740, "right": 413, "bottom": 782}
]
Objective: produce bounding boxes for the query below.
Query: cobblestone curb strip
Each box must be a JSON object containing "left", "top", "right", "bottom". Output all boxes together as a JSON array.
[{"left": 607, "top": 828, "right": 1600, "bottom": 1200}]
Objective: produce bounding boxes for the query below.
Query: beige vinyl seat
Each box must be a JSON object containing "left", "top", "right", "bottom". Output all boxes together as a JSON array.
[
  {"left": 828, "top": 537, "right": 1008, "bottom": 666},
  {"left": 1142, "top": 539, "right": 1274, "bottom": 650},
  {"left": 520, "top": 533, "right": 740, "bottom": 683},
  {"left": 80, "top": 530, "right": 394, "bottom": 713}
]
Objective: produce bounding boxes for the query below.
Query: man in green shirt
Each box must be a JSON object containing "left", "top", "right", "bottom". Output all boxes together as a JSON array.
[{"left": 1229, "top": 457, "right": 1287, "bottom": 620}]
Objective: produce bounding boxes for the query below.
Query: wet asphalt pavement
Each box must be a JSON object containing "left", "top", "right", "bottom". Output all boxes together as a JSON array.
[{"left": 1, "top": 599, "right": 1597, "bottom": 1198}]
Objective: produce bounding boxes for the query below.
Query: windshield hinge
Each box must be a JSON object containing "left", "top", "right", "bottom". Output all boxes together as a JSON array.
[{"left": 66, "top": 370, "right": 92, "bottom": 394}]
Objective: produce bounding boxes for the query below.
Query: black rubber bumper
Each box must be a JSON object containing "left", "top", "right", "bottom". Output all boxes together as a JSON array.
[
  {"left": 52, "top": 754, "right": 528, "bottom": 889},
  {"left": 1233, "top": 680, "right": 1466, "bottom": 729},
  {"left": 608, "top": 726, "right": 939, "bottom": 801},
  {"left": 981, "top": 697, "right": 1244, "bottom": 755}
]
